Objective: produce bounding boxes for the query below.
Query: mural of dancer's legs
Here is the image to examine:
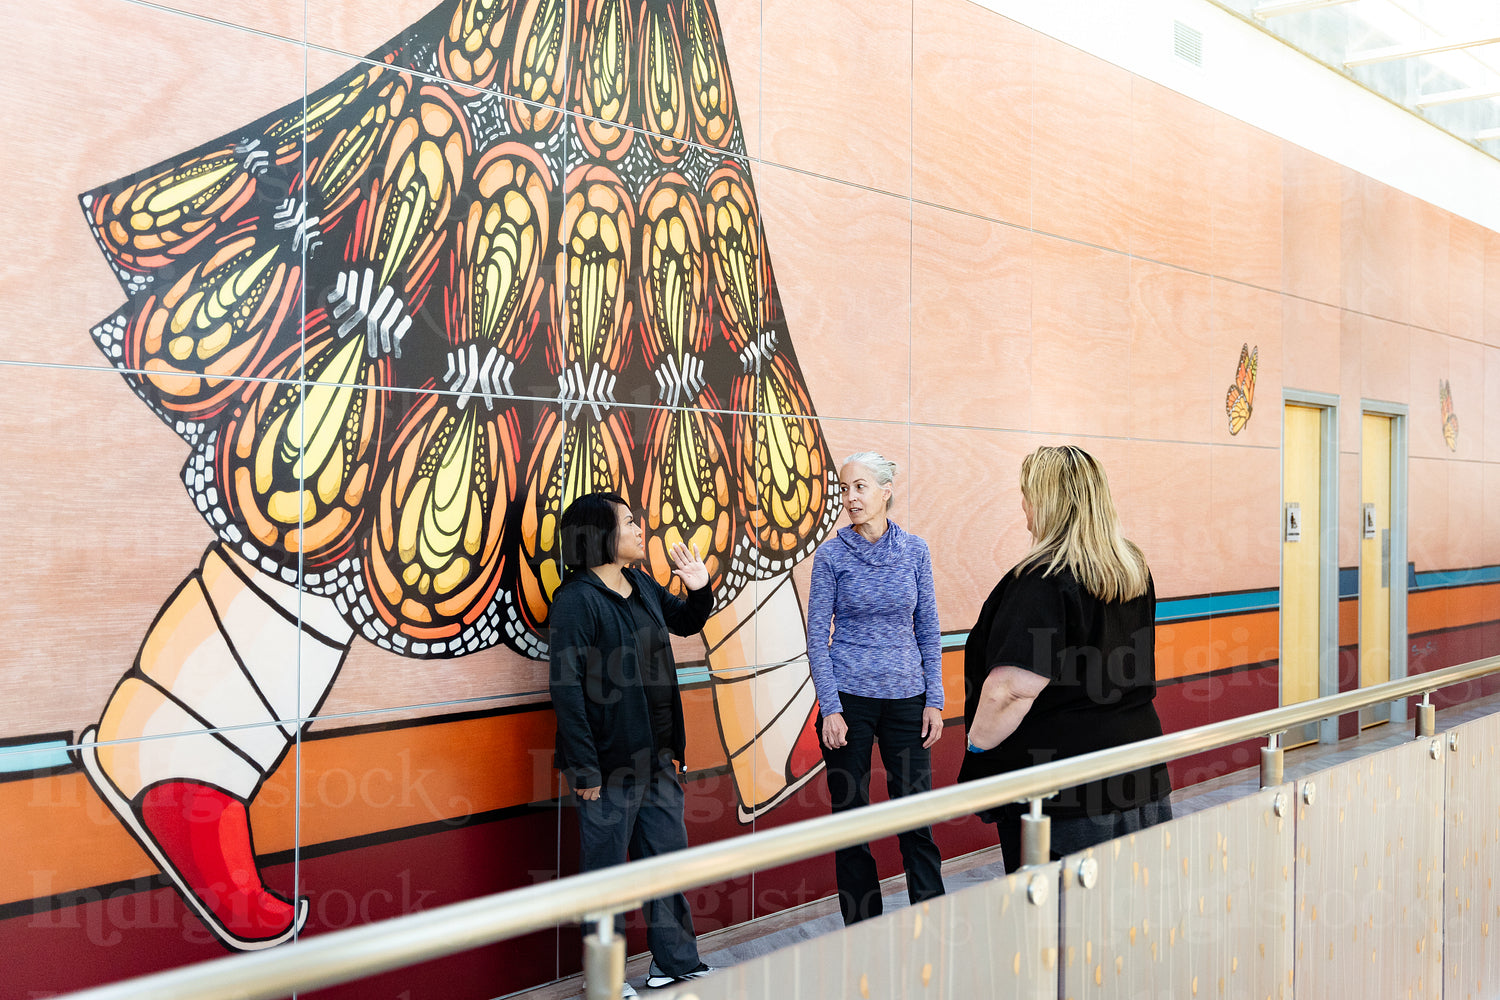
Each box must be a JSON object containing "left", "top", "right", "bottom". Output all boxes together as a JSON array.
[
  {"left": 79, "top": 545, "right": 352, "bottom": 948},
  {"left": 703, "top": 574, "right": 823, "bottom": 820}
]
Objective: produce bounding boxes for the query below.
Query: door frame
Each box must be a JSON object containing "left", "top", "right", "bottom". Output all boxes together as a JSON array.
[
  {"left": 1362, "top": 399, "right": 1409, "bottom": 724},
  {"left": 1282, "top": 390, "right": 1340, "bottom": 744}
]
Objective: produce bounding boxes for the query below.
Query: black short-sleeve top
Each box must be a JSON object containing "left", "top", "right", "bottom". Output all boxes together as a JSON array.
[{"left": 957, "top": 563, "right": 1172, "bottom": 819}]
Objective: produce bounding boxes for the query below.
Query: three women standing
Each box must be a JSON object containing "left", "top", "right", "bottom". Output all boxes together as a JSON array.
[
  {"left": 553, "top": 443, "right": 1172, "bottom": 965},
  {"left": 806, "top": 453, "right": 947, "bottom": 925}
]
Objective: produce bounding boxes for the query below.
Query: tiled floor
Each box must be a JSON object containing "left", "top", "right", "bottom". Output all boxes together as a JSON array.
[{"left": 506, "top": 692, "right": 1500, "bottom": 999}]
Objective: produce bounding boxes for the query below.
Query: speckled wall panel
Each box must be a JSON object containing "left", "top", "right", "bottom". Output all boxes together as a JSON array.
[
  {"left": 1059, "top": 787, "right": 1293, "bottom": 999},
  {"left": 1293, "top": 738, "right": 1444, "bottom": 1000},
  {"left": 660, "top": 862, "right": 1061, "bottom": 1000},
  {"left": 1443, "top": 712, "right": 1500, "bottom": 1000}
]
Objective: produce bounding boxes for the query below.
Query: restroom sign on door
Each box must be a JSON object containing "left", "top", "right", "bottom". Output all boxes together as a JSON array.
[{"left": 1284, "top": 502, "right": 1302, "bottom": 543}]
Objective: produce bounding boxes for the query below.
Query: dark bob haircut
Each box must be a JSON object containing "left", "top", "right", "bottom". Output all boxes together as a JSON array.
[{"left": 559, "top": 491, "right": 629, "bottom": 572}]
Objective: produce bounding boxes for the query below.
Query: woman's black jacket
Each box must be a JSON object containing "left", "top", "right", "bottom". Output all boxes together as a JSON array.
[{"left": 547, "top": 567, "right": 713, "bottom": 788}]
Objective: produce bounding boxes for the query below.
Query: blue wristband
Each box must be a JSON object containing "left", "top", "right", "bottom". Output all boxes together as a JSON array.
[{"left": 966, "top": 742, "right": 984, "bottom": 754}]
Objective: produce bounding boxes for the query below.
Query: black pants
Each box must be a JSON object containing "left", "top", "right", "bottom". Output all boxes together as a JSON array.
[
  {"left": 817, "top": 692, "right": 945, "bottom": 925},
  {"left": 575, "top": 766, "right": 701, "bottom": 975},
  {"left": 992, "top": 795, "right": 1174, "bottom": 874}
]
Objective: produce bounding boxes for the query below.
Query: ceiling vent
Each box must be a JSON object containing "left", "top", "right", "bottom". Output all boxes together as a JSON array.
[{"left": 1174, "top": 20, "right": 1204, "bottom": 67}]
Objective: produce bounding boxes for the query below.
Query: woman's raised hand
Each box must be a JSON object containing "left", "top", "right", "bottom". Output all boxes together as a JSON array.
[{"left": 668, "top": 541, "right": 710, "bottom": 591}]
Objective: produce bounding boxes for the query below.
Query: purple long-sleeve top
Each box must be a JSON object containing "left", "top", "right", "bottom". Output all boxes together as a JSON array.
[{"left": 805, "top": 522, "right": 944, "bottom": 717}]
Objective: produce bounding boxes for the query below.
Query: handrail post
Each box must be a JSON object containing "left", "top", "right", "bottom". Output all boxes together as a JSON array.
[
  {"left": 1020, "top": 797, "right": 1050, "bottom": 868},
  {"left": 1259, "top": 731, "right": 1284, "bottom": 789},
  {"left": 1416, "top": 691, "right": 1436, "bottom": 738},
  {"left": 583, "top": 911, "right": 625, "bottom": 1000}
]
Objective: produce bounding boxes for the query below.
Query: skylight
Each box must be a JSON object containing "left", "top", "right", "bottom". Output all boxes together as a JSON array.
[{"left": 1209, "top": 0, "right": 1500, "bottom": 159}]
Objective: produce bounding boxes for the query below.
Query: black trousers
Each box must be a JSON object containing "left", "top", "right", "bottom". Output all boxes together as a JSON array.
[
  {"left": 574, "top": 765, "right": 701, "bottom": 975},
  {"left": 817, "top": 692, "right": 945, "bottom": 925},
  {"left": 992, "top": 795, "right": 1175, "bottom": 874}
]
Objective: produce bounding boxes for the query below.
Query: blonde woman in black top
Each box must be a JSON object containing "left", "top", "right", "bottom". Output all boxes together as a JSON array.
[{"left": 958, "top": 445, "right": 1172, "bottom": 872}]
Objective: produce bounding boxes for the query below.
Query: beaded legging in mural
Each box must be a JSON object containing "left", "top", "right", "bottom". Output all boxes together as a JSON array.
[{"left": 77, "top": 0, "right": 836, "bottom": 950}]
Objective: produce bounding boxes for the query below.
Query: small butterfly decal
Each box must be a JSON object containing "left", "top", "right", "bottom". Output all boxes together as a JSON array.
[
  {"left": 1225, "top": 343, "right": 1258, "bottom": 435},
  {"left": 1439, "top": 378, "right": 1458, "bottom": 452}
]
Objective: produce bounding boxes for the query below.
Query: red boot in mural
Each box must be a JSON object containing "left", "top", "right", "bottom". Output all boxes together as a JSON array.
[
  {"left": 78, "top": 545, "right": 351, "bottom": 948},
  {"left": 78, "top": 0, "right": 838, "bottom": 949},
  {"left": 139, "top": 782, "right": 301, "bottom": 943}
]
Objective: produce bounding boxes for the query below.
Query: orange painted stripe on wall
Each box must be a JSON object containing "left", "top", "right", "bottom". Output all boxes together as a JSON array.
[
  {"left": 1154, "top": 612, "right": 1279, "bottom": 681},
  {"left": 270, "top": 711, "right": 560, "bottom": 851},
  {"left": 1, "top": 772, "right": 158, "bottom": 907},
  {"left": 1339, "top": 598, "right": 1358, "bottom": 647},
  {"left": 1409, "top": 583, "right": 1500, "bottom": 636}
]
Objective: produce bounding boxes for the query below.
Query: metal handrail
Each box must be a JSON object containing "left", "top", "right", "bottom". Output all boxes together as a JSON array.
[{"left": 58, "top": 654, "right": 1500, "bottom": 1000}]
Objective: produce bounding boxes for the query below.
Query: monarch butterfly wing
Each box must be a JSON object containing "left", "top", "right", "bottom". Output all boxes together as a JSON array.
[
  {"left": 438, "top": 0, "right": 519, "bottom": 90},
  {"left": 638, "top": 2, "right": 692, "bottom": 163},
  {"left": 354, "top": 141, "right": 551, "bottom": 656},
  {"left": 702, "top": 159, "right": 762, "bottom": 355},
  {"left": 1244, "top": 345, "right": 1258, "bottom": 409},
  {"left": 1232, "top": 343, "right": 1249, "bottom": 382},
  {"left": 639, "top": 401, "right": 738, "bottom": 601},
  {"left": 359, "top": 398, "right": 522, "bottom": 657},
  {"left": 739, "top": 356, "right": 839, "bottom": 575},
  {"left": 514, "top": 409, "right": 567, "bottom": 656},
  {"left": 514, "top": 408, "right": 638, "bottom": 649},
  {"left": 124, "top": 230, "right": 303, "bottom": 422},
  {"left": 91, "top": 306, "right": 208, "bottom": 448},
  {"left": 1226, "top": 383, "right": 1250, "bottom": 436},
  {"left": 81, "top": 142, "right": 283, "bottom": 296},
  {"left": 207, "top": 312, "right": 389, "bottom": 586},
  {"left": 1438, "top": 380, "right": 1457, "bottom": 451},
  {"left": 503, "top": 0, "right": 570, "bottom": 136},
  {"left": 682, "top": 0, "right": 737, "bottom": 150}
]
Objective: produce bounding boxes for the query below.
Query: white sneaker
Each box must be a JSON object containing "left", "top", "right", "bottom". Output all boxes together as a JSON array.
[
  {"left": 644, "top": 962, "right": 716, "bottom": 989},
  {"left": 621, "top": 983, "right": 638, "bottom": 999}
]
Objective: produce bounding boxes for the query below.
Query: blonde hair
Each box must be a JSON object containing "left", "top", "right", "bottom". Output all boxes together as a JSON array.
[{"left": 1014, "top": 445, "right": 1149, "bottom": 602}]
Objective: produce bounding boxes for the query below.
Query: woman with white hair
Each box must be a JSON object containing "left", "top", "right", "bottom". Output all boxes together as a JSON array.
[
  {"left": 959, "top": 445, "right": 1173, "bottom": 871},
  {"left": 806, "top": 452, "right": 946, "bottom": 925}
]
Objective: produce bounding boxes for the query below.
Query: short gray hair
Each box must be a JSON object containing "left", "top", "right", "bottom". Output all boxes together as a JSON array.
[{"left": 842, "top": 451, "right": 897, "bottom": 510}]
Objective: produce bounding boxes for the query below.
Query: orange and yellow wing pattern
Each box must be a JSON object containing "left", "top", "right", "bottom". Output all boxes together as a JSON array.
[
  {"left": 638, "top": 2, "right": 691, "bottom": 163},
  {"left": 1225, "top": 342, "right": 1257, "bottom": 436},
  {"left": 119, "top": 227, "right": 301, "bottom": 422},
  {"left": 82, "top": 0, "right": 837, "bottom": 657},
  {"left": 1440, "top": 378, "right": 1458, "bottom": 452},
  {"left": 358, "top": 143, "right": 552, "bottom": 653},
  {"left": 207, "top": 311, "right": 388, "bottom": 581}
]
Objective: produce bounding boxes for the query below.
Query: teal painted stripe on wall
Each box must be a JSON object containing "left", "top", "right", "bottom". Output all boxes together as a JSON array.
[
  {"left": 0, "top": 740, "right": 71, "bottom": 774},
  {"left": 1156, "top": 590, "right": 1280, "bottom": 622},
  {"left": 937, "top": 589, "right": 1281, "bottom": 647},
  {"left": 1411, "top": 566, "right": 1500, "bottom": 590}
]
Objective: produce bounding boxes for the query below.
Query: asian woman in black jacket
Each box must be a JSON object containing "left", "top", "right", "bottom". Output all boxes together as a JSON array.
[{"left": 547, "top": 491, "right": 717, "bottom": 996}]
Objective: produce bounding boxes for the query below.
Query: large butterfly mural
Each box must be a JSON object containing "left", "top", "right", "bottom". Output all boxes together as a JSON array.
[{"left": 76, "top": 0, "right": 837, "bottom": 951}]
